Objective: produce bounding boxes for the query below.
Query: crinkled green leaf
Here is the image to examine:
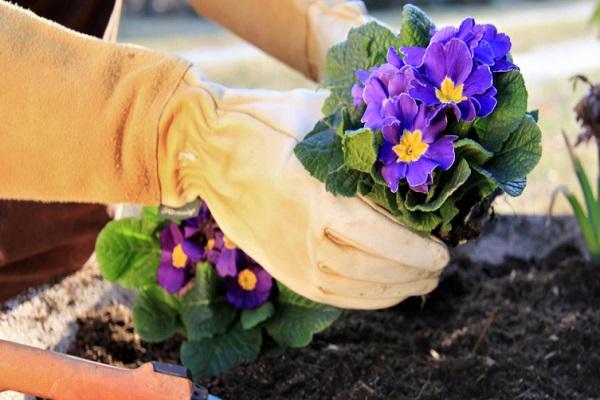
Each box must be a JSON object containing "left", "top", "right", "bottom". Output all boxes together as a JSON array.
[
  {"left": 132, "top": 285, "right": 181, "bottom": 342},
  {"left": 266, "top": 283, "right": 341, "bottom": 348},
  {"left": 322, "top": 21, "right": 401, "bottom": 119},
  {"left": 484, "top": 114, "right": 542, "bottom": 190},
  {"left": 181, "top": 324, "right": 262, "bottom": 381},
  {"left": 474, "top": 70, "right": 528, "bottom": 152},
  {"left": 240, "top": 302, "right": 275, "bottom": 330},
  {"left": 455, "top": 138, "right": 494, "bottom": 165},
  {"left": 96, "top": 218, "right": 161, "bottom": 289},
  {"left": 294, "top": 115, "right": 344, "bottom": 182},
  {"left": 325, "top": 166, "right": 364, "bottom": 197},
  {"left": 396, "top": 192, "right": 443, "bottom": 232},
  {"left": 180, "top": 263, "right": 237, "bottom": 341},
  {"left": 447, "top": 119, "right": 474, "bottom": 138},
  {"left": 342, "top": 128, "right": 381, "bottom": 173},
  {"left": 367, "top": 182, "right": 400, "bottom": 214},
  {"left": 399, "top": 4, "right": 435, "bottom": 47},
  {"left": 405, "top": 159, "right": 471, "bottom": 212}
]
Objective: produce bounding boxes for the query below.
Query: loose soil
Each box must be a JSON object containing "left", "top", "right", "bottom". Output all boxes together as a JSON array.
[{"left": 67, "top": 244, "right": 600, "bottom": 399}]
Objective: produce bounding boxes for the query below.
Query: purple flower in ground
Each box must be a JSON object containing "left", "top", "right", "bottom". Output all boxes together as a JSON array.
[
  {"left": 403, "top": 18, "right": 516, "bottom": 73},
  {"left": 224, "top": 260, "right": 273, "bottom": 309},
  {"left": 409, "top": 38, "right": 496, "bottom": 122},
  {"left": 158, "top": 223, "right": 204, "bottom": 293},
  {"left": 351, "top": 48, "right": 414, "bottom": 130},
  {"left": 205, "top": 231, "right": 239, "bottom": 278},
  {"left": 379, "top": 94, "right": 457, "bottom": 193}
]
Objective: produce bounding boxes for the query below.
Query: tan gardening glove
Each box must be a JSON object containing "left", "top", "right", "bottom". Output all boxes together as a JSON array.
[{"left": 158, "top": 69, "right": 449, "bottom": 309}]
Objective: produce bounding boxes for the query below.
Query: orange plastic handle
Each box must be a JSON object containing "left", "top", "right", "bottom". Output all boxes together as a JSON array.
[{"left": 0, "top": 340, "right": 194, "bottom": 400}]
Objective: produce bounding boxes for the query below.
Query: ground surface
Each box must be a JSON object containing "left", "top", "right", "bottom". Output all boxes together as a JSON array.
[{"left": 67, "top": 220, "right": 600, "bottom": 400}]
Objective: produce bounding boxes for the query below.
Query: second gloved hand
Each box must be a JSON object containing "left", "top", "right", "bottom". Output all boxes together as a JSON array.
[{"left": 158, "top": 68, "right": 450, "bottom": 309}]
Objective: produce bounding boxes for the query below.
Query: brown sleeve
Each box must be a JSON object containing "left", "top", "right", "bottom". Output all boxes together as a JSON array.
[
  {"left": 190, "top": 0, "right": 315, "bottom": 79},
  {"left": 0, "top": 2, "right": 191, "bottom": 205}
]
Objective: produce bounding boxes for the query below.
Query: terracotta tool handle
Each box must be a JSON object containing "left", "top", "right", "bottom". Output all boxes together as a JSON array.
[{"left": 0, "top": 339, "right": 209, "bottom": 400}]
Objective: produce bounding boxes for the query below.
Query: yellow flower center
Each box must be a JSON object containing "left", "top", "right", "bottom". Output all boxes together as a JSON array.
[
  {"left": 205, "top": 238, "right": 215, "bottom": 252},
  {"left": 223, "top": 235, "right": 237, "bottom": 250},
  {"left": 435, "top": 77, "right": 467, "bottom": 104},
  {"left": 172, "top": 244, "right": 188, "bottom": 269},
  {"left": 393, "top": 129, "right": 429, "bottom": 163},
  {"left": 238, "top": 268, "right": 258, "bottom": 291}
]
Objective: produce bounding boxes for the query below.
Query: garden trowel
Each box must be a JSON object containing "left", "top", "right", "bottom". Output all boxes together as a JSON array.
[{"left": 0, "top": 339, "right": 220, "bottom": 400}]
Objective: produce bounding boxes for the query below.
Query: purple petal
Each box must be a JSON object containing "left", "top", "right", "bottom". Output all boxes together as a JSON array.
[
  {"left": 474, "top": 41, "right": 495, "bottom": 65},
  {"left": 463, "top": 65, "right": 493, "bottom": 96},
  {"left": 356, "top": 69, "right": 370, "bottom": 84},
  {"left": 409, "top": 82, "right": 439, "bottom": 105},
  {"left": 387, "top": 47, "right": 404, "bottom": 68},
  {"left": 457, "top": 100, "right": 477, "bottom": 122},
  {"left": 381, "top": 162, "right": 408, "bottom": 193},
  {"left": 444, "top": 39, "right": 473, "bottom": 85},
  {"left": 362, "top": 102, "right": 385, "bottom": 130},
  {"left": 363, "top": 77, "right": 387, "bottom": 104},
  {"left": 216, "top": 248, "right": 238, "bottom": 278},
  {"left": 405, "top": 158, "right": 438, "bottom": 187},
  {"left": 491, "top": 59, "right": 517, "bottom": 73},
  {"left": 394, "top": 94, "right": 419, "bottom": 130},
  {"left": 182, "top": 240, "right": 204, "bottom": 263},
  {"left": 421, "top": 111, "right": 448, "bottom": 143},
  {"left": 431, "top": 26, "right": 458, "bottom": 44},
  {"left": 387, "top": 67, "right": 414, "bottom": 97},
  {"left": 423, "top": 41, "right": 448, "bottom": 85},
  {"left": 158, "top": 264, "right": 187, "bottom": 294},
  {"left": 381, "top": 119, "right": 402, "bottom": 144},
  {"left": 401, "top": 46, "right": 426, "bottom": 67},
  {"left": 379, "top": 141, "right": 398, "bottom": 164},
  {"left": 410, "top": 175, "right": 434, "bottom": 194},
  {"left": 352, "top": 83, "right": 365, "bottom": 108},
  {"left": 489, "top": 31, "right": 512, "bottom": 58},
  {"left": 424, "top": 135, "right": 458, "bottom": 171},
  {"left": 474, "top": 86, "right": 498, "bottom": 117}
]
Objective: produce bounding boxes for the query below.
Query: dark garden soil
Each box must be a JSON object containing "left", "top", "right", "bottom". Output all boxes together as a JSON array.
[{"left": 67, "top": 243, "right": 600, "bottom": 400}]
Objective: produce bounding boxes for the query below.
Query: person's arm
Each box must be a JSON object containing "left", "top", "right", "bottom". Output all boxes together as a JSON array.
[
  {"left": 0, "top": 1, "right": 190, "bottom": 205},
  {"left": 0, "top": 2, "right": 448, "bottom": 309},
  {"left": 189, "top": 0, "right": 369, "bottom": 81}
]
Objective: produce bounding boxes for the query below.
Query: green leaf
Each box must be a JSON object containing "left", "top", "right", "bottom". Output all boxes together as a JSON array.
[
  {"left": 141, "top": 207, "right": 169, "bottom": 229},
  {"left": 294, "top": 115, "right": 344, "bottom": 183},
  {"left": 447, "top": 119, "right": 474, "bottom": 138},
  {"left": 367, "top": 182, "right": 400, "bottom": 214},
  {"left": 405, "top": 159, "right": 471, "bottom": 212},
  {"left": 342, "top": 128, "right": 381, "bottom": 173},
  {"left": 322, "top": 21, "right": 401, "bottom": 119},
  {"left": 325, "top": 166, "right": 363, "bottom": 197},
  {"left": 474, "top": 70, "right": 528, "bottom": 151},
  {"left": 484, "top": 114, "right": 542, "bottom": 189},
  {"left": 241, "top": 302, "right": 275, "bottom": 330},
  {"left": 499, "top": 177, "right": 526, "bottom": 197},
  {"left": 180, "top": 263, "right": 237, "bottom": 341},
  {"left": 266, "top": 283, "right": 341, "bottom": 348},
  {"left": 96, "top": 218, "right": 161, "bottom": 289},
  {"left": 181, "top": 324, "right": 262, "bottom": 381},
  {"left": 455, "top": 138, "right": 494, "bottom": 165},
  {"left": 527, "top": 109, "right": 539, "bottom": 123},
  {"left": 396, "top": 193, "right": 443, "bottom": 232},
  {"left": 132, "top": 285, "right": 181, "bottom": 342},
  {"left": 439, "top": 198, "right": 461, "bottom": 237},
  {"left": 399, "top": 4, "right": 435, "bottom": 48}
]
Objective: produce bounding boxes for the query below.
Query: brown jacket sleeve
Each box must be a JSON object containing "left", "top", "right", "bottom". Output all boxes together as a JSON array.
[{"left": 0, "top": 2, "right": 190, "bottom": 205}]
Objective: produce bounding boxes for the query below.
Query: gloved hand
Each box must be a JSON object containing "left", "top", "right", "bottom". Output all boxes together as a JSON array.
[{"left": 157, "top": 68, "right": 449, "bottom": 309}]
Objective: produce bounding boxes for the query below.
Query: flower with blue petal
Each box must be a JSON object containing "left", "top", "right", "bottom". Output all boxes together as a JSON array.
[
  {"left": 158, "top": 222, "right": 204, "bottom": 294},
  {"left": 224, "top": 258, "right": 273, "bottom": 310},
  {"left": 379, "top": 94, "right": 457, "bottom": 193},
  {"left": 409, "top": 38, "right": 496, "bottom": 122}
]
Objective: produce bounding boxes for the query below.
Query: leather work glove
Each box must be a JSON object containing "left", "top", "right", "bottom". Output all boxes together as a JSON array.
[
  {"left": 0, "top": 2, "right": 448, "bottom": 309},
  {"left": 158, "top": 69, "right": 450, "bottom": 309}
]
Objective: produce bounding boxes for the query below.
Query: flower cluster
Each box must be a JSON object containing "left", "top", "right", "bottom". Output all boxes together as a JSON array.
[
  {"left": 158, "top": 202, "right": 273, "bottom": 309},
  {"left": 352, "top": 17, "right": 517, "bottom": 194}
]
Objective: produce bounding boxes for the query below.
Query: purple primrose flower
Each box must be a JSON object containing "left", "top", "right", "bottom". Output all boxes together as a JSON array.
[
  {"left": 224, "top": 260, "right": 273, "bottom": 310},
  {"left": 158, "top": 222, "right": 204, "bottom": 293},
  {"left": 403, "top": 17, "right": 516, "bottom": 73},
  {"left": 205, "top": 231, "right": 239, "bottom": 278},
  {"left": 409, "top": 38, "right": 496, "bottom": 122},
  {"left": 379, "top": 94, "right": 457, "bottom": 193}
]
